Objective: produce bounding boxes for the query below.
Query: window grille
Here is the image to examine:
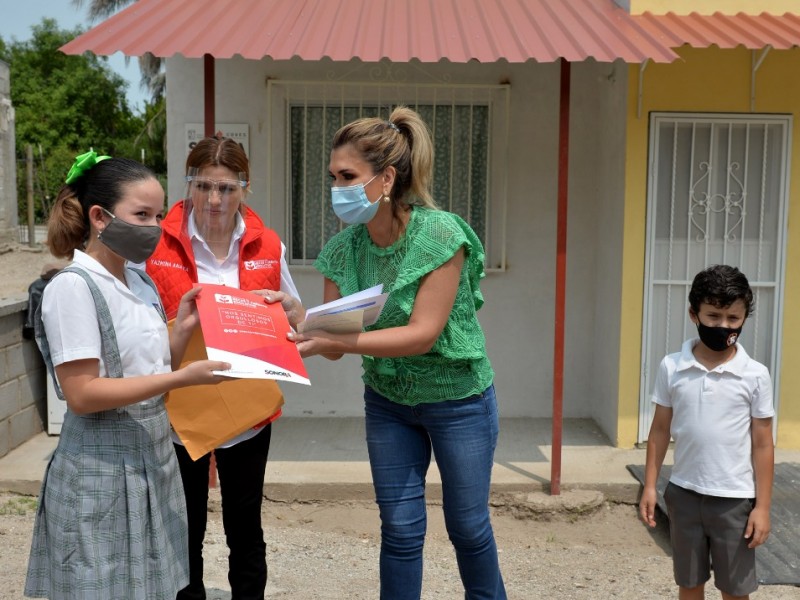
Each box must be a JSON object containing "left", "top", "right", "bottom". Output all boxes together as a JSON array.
[{"left": 268, "top": 81, "right": 510, "bottom": 270}]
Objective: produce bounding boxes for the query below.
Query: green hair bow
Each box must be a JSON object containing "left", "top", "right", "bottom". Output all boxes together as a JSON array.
[{"left": 65, "top": 150, "right": 111, "bottom": 184}]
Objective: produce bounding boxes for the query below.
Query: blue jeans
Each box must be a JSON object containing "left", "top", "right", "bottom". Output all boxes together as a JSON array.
[{"left": 364, "top": 385, "right": 507, "bottom": 600}]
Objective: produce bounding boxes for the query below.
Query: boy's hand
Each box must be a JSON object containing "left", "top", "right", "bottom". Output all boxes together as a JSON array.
[
  {"left": 744, "top": 505, "right": 771, "bottom": 548},
  {"left": 639, "top": 487, "right": 659, "bottom": 528}
]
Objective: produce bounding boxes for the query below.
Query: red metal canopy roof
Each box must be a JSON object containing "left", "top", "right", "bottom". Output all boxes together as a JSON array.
[
  {"left": 631, "top": 12, "right": 800, "bottom": 50},
  {"left": 60, "top": 0, "right": 679, "bottom": 64}
]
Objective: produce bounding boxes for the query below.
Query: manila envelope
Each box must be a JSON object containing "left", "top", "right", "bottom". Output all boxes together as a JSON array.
[{"left": 166, "top": 322, "right": 284, "bottom": 460}]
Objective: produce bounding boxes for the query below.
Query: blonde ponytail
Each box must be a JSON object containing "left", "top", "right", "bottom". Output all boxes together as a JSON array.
[{"left": 332, "top": 106, "right": 438, "bottom": 210}]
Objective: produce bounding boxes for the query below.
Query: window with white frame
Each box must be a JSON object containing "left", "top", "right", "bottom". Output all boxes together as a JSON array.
[{"left": 269, "top": 81, "right": 510, "bottom": 269}]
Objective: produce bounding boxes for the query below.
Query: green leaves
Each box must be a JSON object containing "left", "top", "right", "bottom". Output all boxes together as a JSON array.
[{"left": 1, "top": 17, "right": 164, "bottom": 222}]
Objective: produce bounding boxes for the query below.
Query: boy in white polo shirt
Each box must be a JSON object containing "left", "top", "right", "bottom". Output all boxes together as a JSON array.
[{"left": 640, "top": 265, "right": 774, "bottom": 600}]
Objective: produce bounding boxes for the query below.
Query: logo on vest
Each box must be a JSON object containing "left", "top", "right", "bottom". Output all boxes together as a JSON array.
[{"left": 244, "top": 259, "right": 278, "bottom": 271}]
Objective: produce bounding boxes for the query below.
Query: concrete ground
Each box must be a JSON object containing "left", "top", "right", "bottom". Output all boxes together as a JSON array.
[{"left": 2, "top": 417, "right": 798, "bottom": 505}]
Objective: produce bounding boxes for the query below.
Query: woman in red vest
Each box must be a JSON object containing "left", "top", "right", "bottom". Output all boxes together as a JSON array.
[{"left": 146, "top": 136, "right": 303, "bottom": 600}]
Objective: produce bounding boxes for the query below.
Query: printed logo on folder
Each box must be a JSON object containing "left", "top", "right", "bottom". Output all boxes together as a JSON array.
[{"left": 194, "top": 283, "right": 310, "bottom": 385}]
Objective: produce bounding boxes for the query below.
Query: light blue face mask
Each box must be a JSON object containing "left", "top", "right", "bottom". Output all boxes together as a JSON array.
[{"left": 331, "top": 174, "right": 381, "bottom": 224}]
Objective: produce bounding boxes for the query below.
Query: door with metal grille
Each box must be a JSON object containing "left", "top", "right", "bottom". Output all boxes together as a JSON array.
[{"left": 638, "top": 113, "right": 790, "bottom": 442}]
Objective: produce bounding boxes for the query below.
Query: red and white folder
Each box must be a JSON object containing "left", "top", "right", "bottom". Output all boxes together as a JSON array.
[{"left": 194, "top": 283, "right": 310, "bottom": 385}]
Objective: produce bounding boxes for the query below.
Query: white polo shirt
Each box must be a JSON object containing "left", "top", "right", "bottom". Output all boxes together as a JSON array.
[
  {"left": 42, "top": 251, "right": 171, "bottom": 407},
  {"left": 652, "top": 337, "right": 774, "bottom": 498}
]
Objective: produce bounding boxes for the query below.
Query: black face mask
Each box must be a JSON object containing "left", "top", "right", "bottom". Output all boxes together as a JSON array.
[{"left": 696, "top": 321, "right": 742, "bottom": 352}]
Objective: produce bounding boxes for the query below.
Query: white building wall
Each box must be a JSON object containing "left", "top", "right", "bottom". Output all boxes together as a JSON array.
[
  {"left": 567, "top": 61, "right": 627, "bottom": 442},
  {"left": 165, "top": 57, "right": 628, "bottom": 433}
]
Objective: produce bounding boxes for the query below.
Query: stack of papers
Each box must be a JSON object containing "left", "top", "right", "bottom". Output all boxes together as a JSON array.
[{"left": 299, "top": 284, "right": 388, "bottom": 334}]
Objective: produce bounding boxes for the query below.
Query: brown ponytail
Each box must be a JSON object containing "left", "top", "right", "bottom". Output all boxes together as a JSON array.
[{"left": 47, "top": 188, "right": 88, "bottom": 259}]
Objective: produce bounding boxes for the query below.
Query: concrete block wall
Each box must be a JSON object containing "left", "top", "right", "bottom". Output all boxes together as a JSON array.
[{"left": 0, "top": 297, "right": 46, "bottom": 458}]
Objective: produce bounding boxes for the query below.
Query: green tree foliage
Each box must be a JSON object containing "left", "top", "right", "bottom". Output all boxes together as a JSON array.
[
  {"left": 0, "top": 18, "right": 162, "bottom": 222},
  {"left": 73, "top": 0, "right": 164, "bottom": 102},
  {"left": 73, "top": 0, "right": 168, "bottom": 184}
]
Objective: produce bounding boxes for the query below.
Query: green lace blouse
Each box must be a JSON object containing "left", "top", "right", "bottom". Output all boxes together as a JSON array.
[{"left": 314, "top": 206, "right": 494, "bottom": 405}]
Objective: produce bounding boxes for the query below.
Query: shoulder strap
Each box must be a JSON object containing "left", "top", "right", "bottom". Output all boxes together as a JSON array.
[{"left": 34, "top": 265, "right": 124, "bottom": 401}]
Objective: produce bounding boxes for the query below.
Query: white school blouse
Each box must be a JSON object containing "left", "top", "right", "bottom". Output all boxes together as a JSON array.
[{"left": 42, "top": 250, "right": 170, "bottom": 402}]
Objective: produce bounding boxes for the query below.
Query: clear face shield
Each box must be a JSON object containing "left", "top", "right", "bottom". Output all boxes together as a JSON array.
[{"left": 182, "top": 167, "right": 248, "bottom": 247}]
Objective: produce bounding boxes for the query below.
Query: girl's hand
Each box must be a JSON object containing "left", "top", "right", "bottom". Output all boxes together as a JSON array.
[
  {"left": 178, "top": 359, "right": 232, "bottom": 386},
  {"left": 253, "top": 289, "right": 306, "bottom": 328},
  {"left": 174, "top": 287, "right": 203, "bottom": 332}
]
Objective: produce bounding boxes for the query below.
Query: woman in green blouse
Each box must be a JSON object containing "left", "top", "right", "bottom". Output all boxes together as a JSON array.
[{"left": 291, "top": 106, "right": 506, "bottom": 600}]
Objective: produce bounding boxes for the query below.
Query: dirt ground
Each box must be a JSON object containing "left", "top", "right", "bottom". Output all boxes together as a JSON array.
[
  {"left": 1, "top": 245, "right": 799, "bottom": 599},
  {"left": 1, "top": 491, "right": 799, "bottom": 600}
]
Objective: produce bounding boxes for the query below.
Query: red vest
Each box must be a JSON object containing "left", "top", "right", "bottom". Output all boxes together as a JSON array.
[{"left": 147, "top": 200, "right": 282, "bottom": 319}]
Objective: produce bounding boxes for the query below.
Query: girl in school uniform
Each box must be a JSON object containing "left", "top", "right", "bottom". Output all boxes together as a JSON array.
[{"left": 24, "top": 152, "right": 230, "bottom": 600}]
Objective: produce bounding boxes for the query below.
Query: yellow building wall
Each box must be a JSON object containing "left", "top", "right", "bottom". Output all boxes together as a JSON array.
[
  {"left": 619, "top": 46, "right": 800, "bottom": 448},
  {"left": 629, "top": 0, "right": 797, "bottom": 14}
]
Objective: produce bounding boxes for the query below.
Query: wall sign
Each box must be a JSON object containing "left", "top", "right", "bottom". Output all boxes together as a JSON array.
[{"left": 185, "top": 123, "right": 249, "bottom": 157}]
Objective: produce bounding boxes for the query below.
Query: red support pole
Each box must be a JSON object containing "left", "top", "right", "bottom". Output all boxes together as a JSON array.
[
  {"left": 203, "top": 54, "right": 215, "bottom": 138},
  {"left": 551, "top": 58, "right": 571, "bottom": 496},
  {"left": 203, "top": 52, "right": 218, "bottom": 488}
]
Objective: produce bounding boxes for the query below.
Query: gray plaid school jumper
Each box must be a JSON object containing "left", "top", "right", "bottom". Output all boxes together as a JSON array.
[{"left": 24, "top": 266, "right": 190, "bottom": 599}]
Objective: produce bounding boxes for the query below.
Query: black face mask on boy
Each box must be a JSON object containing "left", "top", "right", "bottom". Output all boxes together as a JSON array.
[{"left": 695, "top": 321, "right": 742, "bottom": 352}]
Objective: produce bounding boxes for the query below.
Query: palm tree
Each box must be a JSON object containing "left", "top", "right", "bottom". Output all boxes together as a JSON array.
[{"left": 72, "top": 0, "right": 165, "bottom": 102}]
